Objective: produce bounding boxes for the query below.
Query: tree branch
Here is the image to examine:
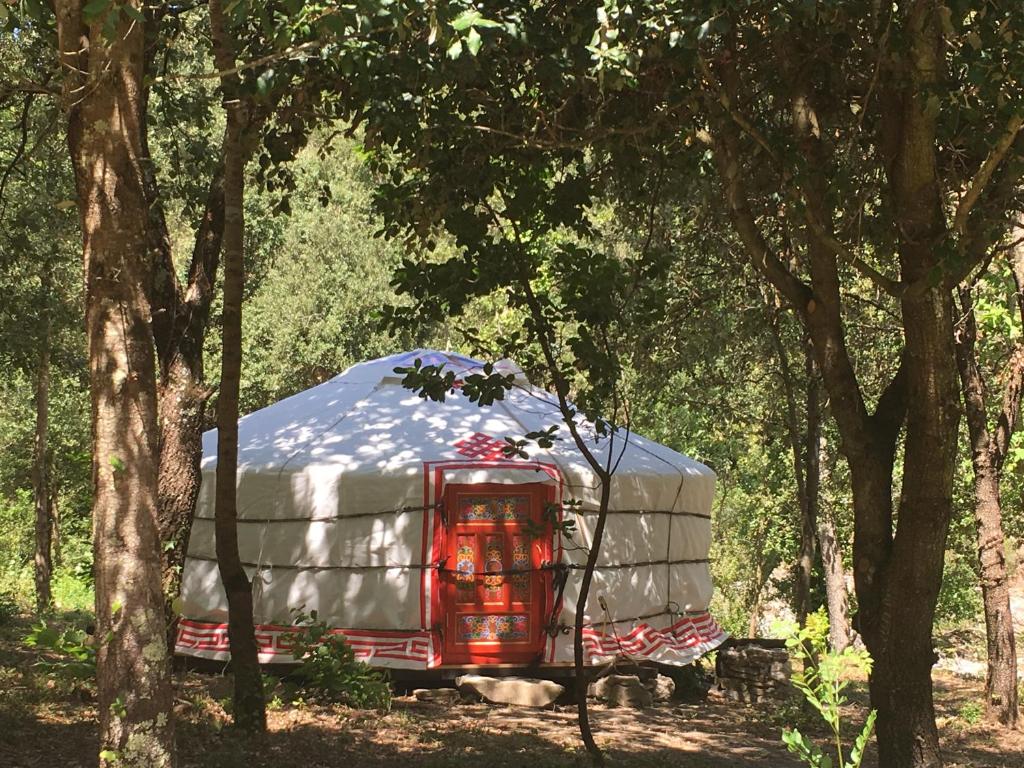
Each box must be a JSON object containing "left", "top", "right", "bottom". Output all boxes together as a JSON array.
[
  {"left": 992, "top": 242, "right": 1024, "bottom": 468},
  {"left": 952, "top": 114, "right": 1023, "bottom": 238}
]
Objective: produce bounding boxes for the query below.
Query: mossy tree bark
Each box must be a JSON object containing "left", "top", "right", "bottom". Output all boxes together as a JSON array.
[{"left": 54, "top": 2, "right": 174, "bottom": 764}]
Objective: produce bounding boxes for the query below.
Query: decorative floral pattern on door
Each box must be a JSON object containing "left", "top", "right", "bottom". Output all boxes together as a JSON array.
[
  {"left": 458, "top": 495, "right": 529, "bottom": 522},
  {"left": 511, "top": 535, "right": 530, "bottom": 602},
  {"left": 457, "top": 614, "right": 530, "bottom": 642},
  {"left": 483, "top": 536, "right": 504, "bottom": 601},
  {"left": 455, "top": 537, "right": 476, "bottom": 598}
]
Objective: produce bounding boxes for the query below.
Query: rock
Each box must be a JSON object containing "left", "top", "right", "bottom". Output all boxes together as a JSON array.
[
  {"left": 413, "top": 687, "right": 462, "bottom": 704},
  {"left": 647, "top": 674, "right": 676, "bottom": 702},
  {"left": 715, "top": 643, "right": 793, "bottom": 703},
  {"left": 455, "top": 675, "right": 564, "bottom": 708},
  {"left": 588, "top": 674, "right": 654, "bottom": 708}
]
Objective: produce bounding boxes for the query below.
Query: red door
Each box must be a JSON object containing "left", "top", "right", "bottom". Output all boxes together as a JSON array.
[{"left": 442, "top": 483, "right": 552, "bottom": 665}]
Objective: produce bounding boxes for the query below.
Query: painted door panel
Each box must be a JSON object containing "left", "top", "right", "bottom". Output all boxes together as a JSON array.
[{"left": 441, "top": 483, "right": 552, "bottom": 664}]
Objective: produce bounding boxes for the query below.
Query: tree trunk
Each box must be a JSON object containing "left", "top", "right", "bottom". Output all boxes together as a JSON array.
[
  {"left": 796, "top": 343, "right": 822, "bottom": 627},
  {"left": 156, "top": 354, "right": 210, "bottom": 636},
  {"left": 209, "top": 0, "right": 266, "bottom": 731},
  {"left": 32, "top": 265, "right": 52, "bottom": 613},
  {"left": 55, "top": 2, "right": 174, "bottom": 764},
  {"left": 972, "top": 466, "right": 1020, "bottom": 726},
  {"left": 763, "top": 294, "right": 821, "bottom": 628},
  {"left": 954, "top": 281, "right": 1020, "bottom": 727},
  {"left": 704, "top": 9, "right": 960, "bottom": 764},
  {"left": 868, "top": 316, "right": 956, "bottom": 768},
  {"left": 816, "top": 447, "right": 851, "bottom": 652}
]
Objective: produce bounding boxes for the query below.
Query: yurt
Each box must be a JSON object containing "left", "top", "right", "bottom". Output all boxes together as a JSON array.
[{"left": 175, "top": 350, "right": 726, "bottom": 670}]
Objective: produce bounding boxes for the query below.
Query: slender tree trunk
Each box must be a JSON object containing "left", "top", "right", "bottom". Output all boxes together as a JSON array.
[
  {"left": 209, "top": 0, "right": 265, "bottom": 731},
  {"left": 572, "top": 472, "right": 611, "bottom": 767},
  {"left": 796, "top": 343, "right": 822, "bottom": 627},
  {"left": 816, "top": 446, "right": 851, "bottom": 652},
  {"left": 33, "top": 266, "right": 53, "bottom": 612},
  {"left": 954, "top": 280, "right": 1020, "bottom": 727},
  {"left": 764, "top": 297, "right": 820, "bottom": 628},
  {"left": 55, "top": 2, "right": 174, "bottom": 764},
  {"left": 51, "top": 488, "right": 61, "bottom": 567},
  {"left": 972, "top": 466, "right": 1020, "bottom": 726}
]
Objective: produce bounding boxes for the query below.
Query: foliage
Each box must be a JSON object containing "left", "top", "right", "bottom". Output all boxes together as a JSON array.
[
  {"left": 285, "top": 611, "right": 391, "bottom": 710},
  {"left": 935, "top": 551, "right": 983, "bottom": 627},
  {"left": 778, "top": 620, "right": 877, "bottom": 768},
  {"left": 23, "top": 619, "right": 96, "bottom": 688},
  {"left": 957, "top": 700, "right": 984, "bottom": 726},
  {"left": 0, "top": 591, "right": 18, "bottom": 625}
]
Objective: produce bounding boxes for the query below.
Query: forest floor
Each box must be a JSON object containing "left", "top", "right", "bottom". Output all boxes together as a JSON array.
[{"left": 0, "top": 614, "right": 1021, "bottom": 768}]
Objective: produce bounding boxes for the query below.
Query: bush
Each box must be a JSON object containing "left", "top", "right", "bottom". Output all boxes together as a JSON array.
[
  {"left": 51, "top": 570, "right": 94, "bottom": 612},
  {"left": 0, "top": 591, "right": 18, "bottom": 624},
  {"left": 935, "top": 552, "right": 982, "bottom": 626},
  {"left": 777, "top": 619, "right": 876, "bottom": 768},
  {"left": 285, "top": 611, "right": 391, "bottom": 710},
  {"left": 23, "top": 618, "right": 96, "bottom": 691}
]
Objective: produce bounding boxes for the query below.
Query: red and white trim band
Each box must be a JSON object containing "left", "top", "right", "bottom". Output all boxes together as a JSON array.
[
  {"left": 175, "top": 619, "right": 439, "bottom": 669},
  {"left": 579, "top": 612, "right": 727, "bottom": 666}
]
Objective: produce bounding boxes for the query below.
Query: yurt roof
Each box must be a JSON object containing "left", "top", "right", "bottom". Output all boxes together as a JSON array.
[{"left": 200, "top": 349, "right": 714, "bottom": 487}]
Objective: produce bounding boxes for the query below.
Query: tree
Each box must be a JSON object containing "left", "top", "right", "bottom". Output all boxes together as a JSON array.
[
  {"left": 685, "top": 8, "right": 1022, "bottom": 763},
  {"left": 52, "top": 1, "right": 174, "bottom": 764},
  {"left": 335, "top": 4, "right": 1024, "bottom": 765},
  {"left": 953, "top": 245, "right": 1022, "bottom": 727},
  {"left": 31, "top": 260, "right": 53, "bottom": 612},
  {"left": 208, "top": 0, "right": 266, "bottom": 731}
]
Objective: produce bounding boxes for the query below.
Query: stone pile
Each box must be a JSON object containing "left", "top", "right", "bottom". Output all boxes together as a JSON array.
[
  {"left": 714, "top": 641, "right": 792, "bottom": 703},
  {"left": 588, "top": 668, "right": 676, "bottom": 708}
]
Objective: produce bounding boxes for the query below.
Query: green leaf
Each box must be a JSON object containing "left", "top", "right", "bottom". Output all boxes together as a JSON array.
[
  {"left": 446, "top": 38, "right": 463, "bottom": 60},
  {"left": 450, "top": 10, "right": 487, "bottom": 30},
  {"left": 83, "top": 0, "right": 111, "bottom": 21},
  {"left": 466, "top": 27, "right": 482, "bottom": 57},
  {"left": 109, "top": 456, "right": 125, "bottom": 472}
]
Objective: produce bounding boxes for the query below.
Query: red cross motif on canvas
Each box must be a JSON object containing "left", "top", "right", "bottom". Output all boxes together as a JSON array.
[{"left": 453, "top": 432, "right": 508, "bottom": 461}]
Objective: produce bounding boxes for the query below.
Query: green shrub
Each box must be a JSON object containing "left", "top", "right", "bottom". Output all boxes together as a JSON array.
[
  {"left": 0, "top": 591, "right": 18, "bottom": 624},
  {"left": 23, "top": 618, "right": 96, "bottom": 690},
  {"left": 51, "top": 570, "right": 94, "bottom": 612},
  {"left": 777, "top": 619, "right": 877, "bottom": 768},
  {"left": 957, "top": 700, "right": 983, "bottom": 725},
  {"left": 285, "top": 611, "right": 391, "bottom": 710},
  {"left": 935, "top": 552, "right": 982, "bottom": 626}
]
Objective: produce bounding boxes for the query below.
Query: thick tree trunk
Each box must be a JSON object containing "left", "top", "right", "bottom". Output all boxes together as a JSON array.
[
  {"left": 139, "top": 19, "right": 223, "bottom": 637},
  {"left": 209, "top": 0, "right": 266, "bottom": 731},
  {"left": 156, "top": 355, "right": 210, "bottom": 634},
  {"left": 55, "top": 2, "right": 174, "bottom": 764},
  {"left": 862, "top": 286, "right": 957, "bottom": 768},
  {"left": 32, "top": 268, "right": 52, "bottom": 613},
  {"left": 705, "top": 9, "right": 964, "bottom": 764},
  {"left": 954, "top": 282, "right": 1020, "bottom": 727}
]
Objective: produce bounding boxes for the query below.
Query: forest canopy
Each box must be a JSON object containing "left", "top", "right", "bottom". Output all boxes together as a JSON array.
[{"left": 1, "top": 2, "right": 1023, "bottom": 768}]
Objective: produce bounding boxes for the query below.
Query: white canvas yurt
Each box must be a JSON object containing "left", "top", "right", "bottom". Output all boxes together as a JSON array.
[{"left": 175, "top": 350, "right": 726, "bottom": 669}]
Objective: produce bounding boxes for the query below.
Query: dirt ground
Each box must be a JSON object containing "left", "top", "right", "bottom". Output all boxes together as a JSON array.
[{"left": 1, "top": 617, "right": 1021, "bottom": 768}]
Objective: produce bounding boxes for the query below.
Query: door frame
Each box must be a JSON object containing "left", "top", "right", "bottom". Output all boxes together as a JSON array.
[{"left": 440, "top": 481, "right": 554, "bottom": 665}]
